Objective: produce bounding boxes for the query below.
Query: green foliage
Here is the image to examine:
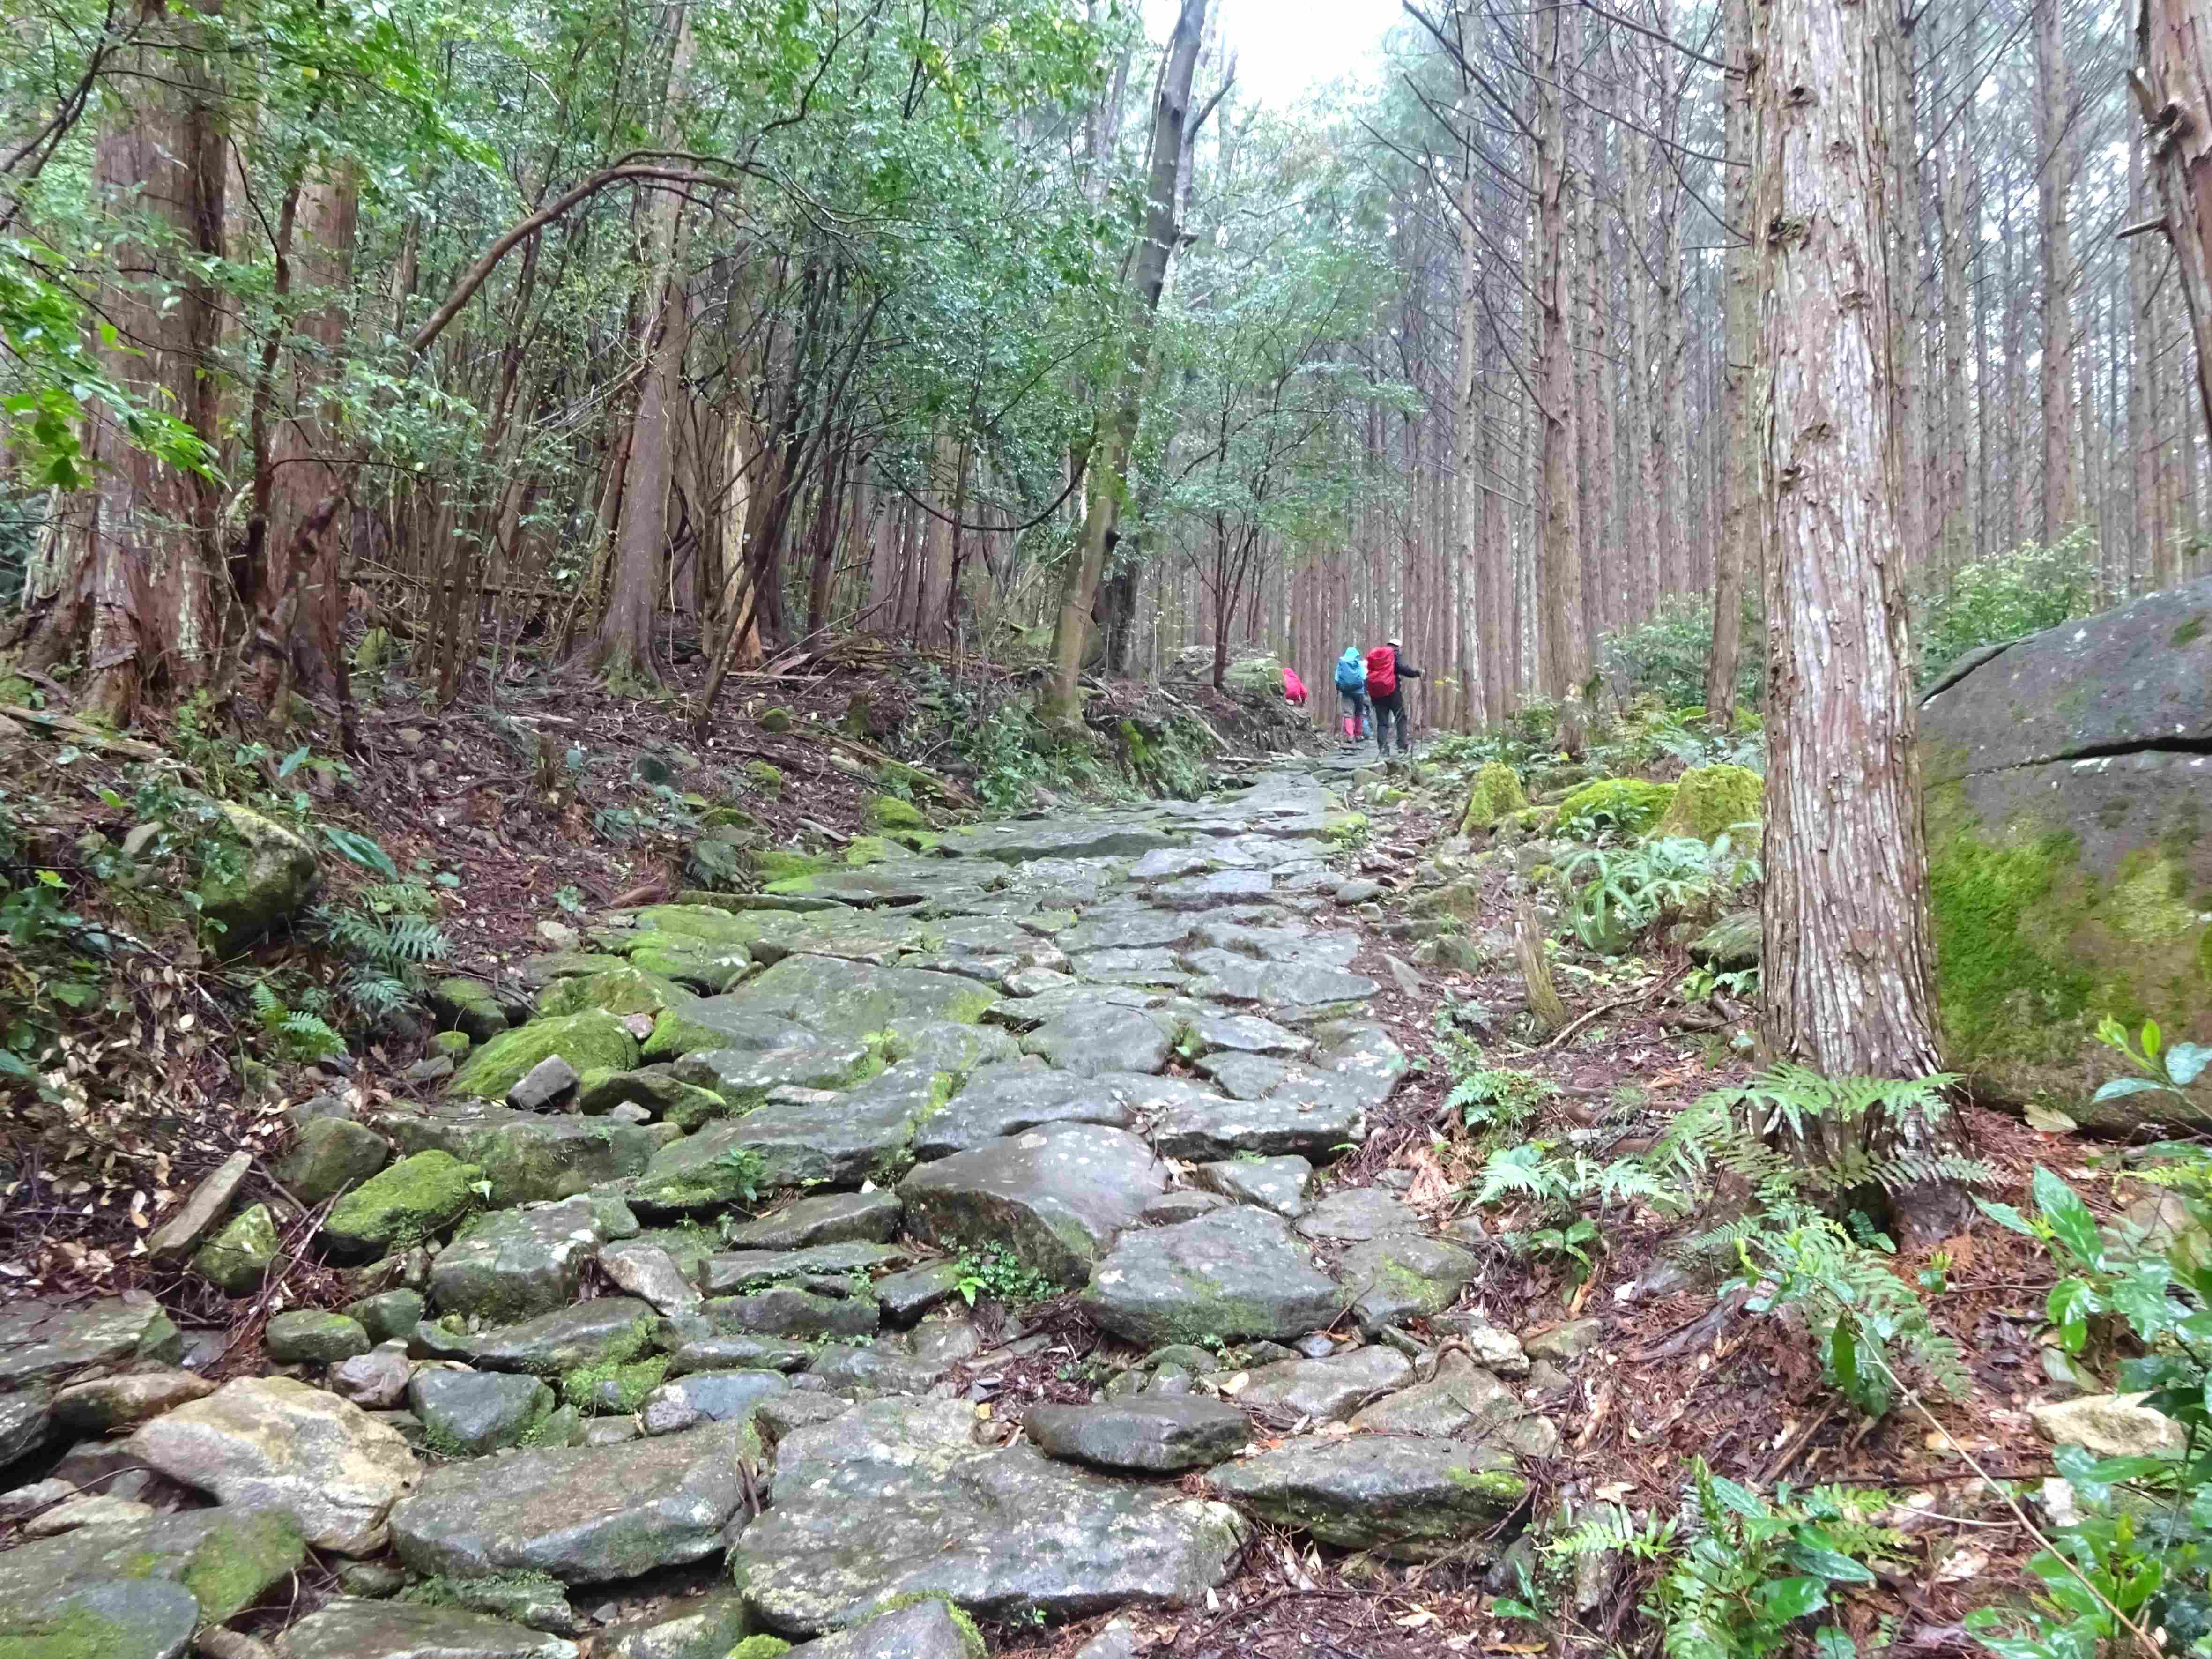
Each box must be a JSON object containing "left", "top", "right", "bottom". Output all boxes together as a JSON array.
[
  {"left": 1558, "top": 833, "right": 1759, "bottom": 953},
  {"left": 248, "top": 980, "right": 347, "bottom": 1062},
  {"left": 1917, "top": 529, "right": 2099, "bottom": 691},
  {"left": 1646, "top": 1461, "right": 1906, "bottom": 1659},
  {"left": 2090, "top": 1015, "right": 2212, "bottom": 1113},
  {"left": 951, "top": 1244, "right": 1055, "bottom": 1307},
  {"left": 1598, "top": 594, "right": 1765, "bottom": 712},
  {"left": 316, "top": 875, "right": 452, "bottom": 1025},
  {"left": 896, "top": 672, "right": 1124, "bottom": 810},
  {"left": 1553, "top": 777, "right": 1677, "bottom": 842},
  {"left": 1445, "top": 1064, "right": 1559, "bottom": 1135},
  {"left": 1969, "top": 1157, "right": 2212, "bottom": 1659}
]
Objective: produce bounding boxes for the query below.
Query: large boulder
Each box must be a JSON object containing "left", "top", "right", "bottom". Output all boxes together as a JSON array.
[
  {"left": 730, "top": 1398, "right": 1244, "bottom": 1636},
  {"left": 376, "top": 1101, "right": 660, "bottom": 1207},
  {"left": 1080, "top": 1206, "right": 1340, "bottom": 1346},
  {"left": 128, "top": 1376, "right": 418, "bottom": 1555},
  {"left": 276, "top": 1598, "right": 580, "bottom": 1659},
  {"left": 0, "top": 1508, "right": 305, "bottom": 1623},
  {"left": 428, "top": 1197, "right": 602, "bottom": 1321},
  {"left": 1918, "top": 577, "right": 2212, "bottom": 1116},
  {"left": 1206, "top": 1435, "right": 1528, "bottom": 1559}
]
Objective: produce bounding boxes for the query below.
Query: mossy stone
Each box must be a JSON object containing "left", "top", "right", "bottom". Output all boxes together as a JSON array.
[
  {"left": 1553, "top": 777, "right": 1676, "bottom": 839},
  {"left": 1650, "top": 763, "right": 1762, "bottom": 844},
  {"left": 348, "top": 1289, "right": 425, "bottom": 1343},
  {"left": 275, "top": 1115, "right": 390, "bottom": 1205},
  {"left": 430, "top": 1030, "right": 473, "bottom": 1060},
  {"left": 265, "top": 1310, "right": 371, "bottom": 1364},
  {"left": 180, "top": 1510, "right": 309, "bottom": 1621},
  {"left": 744, "top": 760, "right": 784, "bottom": 796},
  {"left": 868, "top": 796, "right": 928, "bottom": 831},
  {"left": 430, "top": 978, "right": 509, "bottom": 1043},
  {"left": 729, "top": 1639, "right": 793, "bottom": 1659},
  {"left": 449, "top": 1011, "right": 640, "bottom": 1099},
  {"left": 759, "top": 707, "right": 796, "bottom": 734},
  {"left": 1458, "top": 763, "right": 1528, "bottom": 834},
  {"left": 752, "top": 848, "right": 830, "bottom": 884},
  {"left": 324, "top": 1151, "right": 482, "bottom": 1255},
  {"left": 842, "top": 835, "right": 897, "bottom": 867},
  {"left": 194, "top": 1203, "right": 277, "bottom": 1295},
  {"left": 198, "top": 800, "right": 320, "bottom": 948},
  {"left": 536, "top": 965, "right": 690, "bottom": 1019}
]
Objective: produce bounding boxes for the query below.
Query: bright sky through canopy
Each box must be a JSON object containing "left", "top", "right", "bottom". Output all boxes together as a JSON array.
[{"left": 1142, "top": 0, "right": 1397, "bottom": 105}]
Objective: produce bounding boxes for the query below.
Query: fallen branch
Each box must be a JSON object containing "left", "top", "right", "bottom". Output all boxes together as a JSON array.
[
  {"left": 814, "top": 730, "right": 978, "bottom": 809},
  {"left": 1542, "top": 962, "right": 1690, "bottom": 1050}
]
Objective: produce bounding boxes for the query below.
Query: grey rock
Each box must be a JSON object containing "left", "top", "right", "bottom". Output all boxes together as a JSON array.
[
  {"left": 1020, "top": 1004, "right": 1174, "bottom": 1077},
  {"left": 388, "top": 1420, "right": 753, "bottom": 1584},
  {"left": 901, "top": 1123, "right": 1168, "bottom": 1287},
  {"left": 266, "top": 1310, "right": 372, "bottom": 1363},
  {"left": 1691, "top": 911, "right": 1760, "bottom": 972},
  {"left": 1207, "top": 1435, "right": 1528, "bottom": 1559},
  {"left": 1194, "top": 1156, "right": 1314, "bottom": 1218},
  {"left": 22, "top": 1494, "right": 156, "bottom": 1536},
  {"left": 755, "top": 1393, "right": 854, "bottom": 1441},
  {"left": 943, "top": 820, "right": 1175, "bottom": 864},
  {"left": 1232, "top": 1346, "right": 1412, "bottom": 1421},
  {"left": 1143, "top": 1190, "right": 1228, "bottom": 1224},
  {"left": 731, "top": 1398, "right": 1243, "bottom": 1635},
  {"left": 48, "top": 1368, "right": 215, "bottom": 1435},
  {"left": 1348, "top": 1352, "right": 1556, "bottom": 1456},
  {"left": 411, "top": 1298, "right": 656, "bottom": 1375},
  {"left": 710, "top": 955, "right": 998, "bottom": 1042},
  {"left": 0, "top": 1577, "right": 199, "bottom": 1659},
  {"left": 698, "top": 1241, "right": 908, "bottom": 1296},
  {"left": 1146, "top": 1082, "right": 1364, "bottom": 1162},
  {"left": 874, "top": 1260, "right": 965, "bottom": 1324},
  {"left": 1335, "top": 879, "right": 1383, "bottom": 905},
  {"left": 637, "top": 1368, "right": 787, "bottom": 1435},
  {"left": 1295, "top": 1187, "right": 1421, "bottom": 1242},
  {"left": 700, "top": 1286, "right": 877, "bottom": 1340},
  {"left": 0, "top": 1386, "right": 52, "bottom": 1466},
  {"left": 913, "top": 1063, "right": 1131, "bottom": 1160},
  {"left": 128, "top": 1375, "right": 418, "bottom": 1555},
  {"left": 1182, "top": 955, "right": 1378, "bottom": 1017},
  {"left": 350, "top": 1288, "right": 426, "bottom": 1344},
  {"left": 1429, "top": 1313, "right": 1531, "bottom": 1377},
  {"left": 645, "top": 1065, "right": 946, "bottom": 1198},
  {"left": 509, "top": 1055, "right": 581, "bottom": 1111},
  {"left": 1081, "top": 1207, "right": 1341, "bottom": 1347},
  {"left": 429, "top": 1198, "right": 602, "bottom": 1322},
  {"left": 795, "top": 1599, "right": 978, "bottom": 1658},
  {"left": 600, "top": 1592, "right": 752, "bottom": 1659},
  {"left": 1339, "top": 1235, "right": 1477, "bottom": 1333},
  {"left": 408, "top": 1368, "right": 555, "bottom": 1455},
  {"left": 725, "top": 1191, "right": 904, "bottom": 1250},
  {"left": 1522, "top": 1319, "right": 1604, "bottom": 1365},
  {"left": 665, "top": 1027, "right": 875, "bottom": 1103},
  {"left": 376, "top": 1101, "right": 660, "bottom": 1208},
  {"left": 147, "top": 1150, "right": 253, "bottom": 1263},
  {"left": 662, "top": 1328, "right": 816, "bottom": 1376},
  {"left": 600, "top": 1240, "right": 701, "bottom": 1314},
  {"left": 1071, "top": 1626, "right": 1140, "bottom": 1659},
  {"left": 882, "top": 1017, "right": 1022, "bottom": 1072},
  {"left": 195, "top": 1202, "right": 278, "bottom": 1294},
  {"left": 332, "top": 1341, "right": 416, "bottom": 1408},
  {"left": 275, "top": 1598, "right": 580, "bottom": 1659},
  {"left": 1174, "top": 1009, "right": 1311, "bottom": 1059},
  {"left": 1023, "top": 1396, "right": 1249, "bottom": 1472}
]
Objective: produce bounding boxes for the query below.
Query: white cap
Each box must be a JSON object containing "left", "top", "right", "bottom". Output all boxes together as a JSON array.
[{"left": 1387, "top": 637, "right": 1401, "bottom": 648}]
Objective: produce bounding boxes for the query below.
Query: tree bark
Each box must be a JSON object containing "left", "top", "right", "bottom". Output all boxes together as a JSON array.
[
  {"left": 1708, "top": 0, "right": 1759, "bottom": 728},
  {"left": 1534, "top": 0, "right": 1584, "bottom": 702},
  {"left": 2038, "top": 0, "right": 2080, "bottom": 542},
  {"left": 2137, "top": 0, "right": 2212, "bottom": 454},
  {"left": 1041, "top": 0, "right": 1209, "bottom": 726},
  {"left": 1755, "top": 0, "right": 1956, "bottom": 1219}
]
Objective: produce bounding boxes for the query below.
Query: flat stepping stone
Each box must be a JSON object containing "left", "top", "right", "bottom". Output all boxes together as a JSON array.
[
  {"left": 698, "top": 1241, "right": 909, "bottom": 1295},
  {"left": 129, "top": 1376, "right": 417, "bottom": 1555},
  {"left": 1206, "top": 1435, "right": 1527, "bottom": 1560},
  {"left": 1146, "top": 1085, "right": 1364, "bottom": 1162},
  {"left": 1143, "top": 1190, "right": 1229, "bottom": 1224},
  {"left": 796, "top": 1600, "right": 979, "bottom": 1659},
  {"left": 901, "top": 1123, "right": 1169, "bottom": 1287},
  {"left": 663, "top": 1327, "right": 815, "bottom": 1375},
  {"left": 881, "top": 1017, "right": 1021, "bottom": 1071},
  {"left": 376, "top": 1102, "right": 661, "bottom": 1207},
  {"left": 1, "top": 1578, "right": 200, "bottom": 1659},
  {"left": 1066, "top": 947, "right": 1191, "bottom": 987},
  {"left": 1311, "top": 1019, "right": 1410, "bottom": 1105},
  {"left": 1194, "top": 1156, "right": 1314, "bottom": 1218},
  {"left": 1023, "top": 1397, "right": 1249, "bottom": 1472},
  {"left": 981, "top": 984, "right": 1165, "bottom": 1032},
  {"left": 1188, "top": 920, "right": 1357, "bottom": 965},
  {"left": 808, "top": 1321, "right": 982, "bottom": 1397},
  {"left": 147, "top": 1150, "right": 252, "bottom": 1262},
  {"left": 50, "top": 1368, "right": 214, "bottom": 1436},
  {"left": 275, "top": 1597, "right": 579, "bottom": 1659},
  {"left": 942, "top": 821, "right": 1176, "bottom": 863},
  {"left": 1231, "top": 1346, "right": 1412, "bottom": 1421},
  {"left": 1151, "top": 870, "right": 1276, "bottom": 910},
  {"left": 1019, "top": 1004, "right": 1174, "bottom": 1076},
  {"left": 0, "top": 1508, "right": 306, "bottom": 1624},
  {"left": 1295, "top": 1187, "right": 1421, "bottom": 1242},
  {"left": 599, "top": 1239, "right": 700, "bottom": 1314},
  {"left": 408, "top": 1370, "right": 555, "bottom": 1456},
  {"left": 0, "top": 1295, "right": 181, "bottom": 1392},
  {"left": 413, "top": 1298, "right": 658, "bottom": 1375},
  {"left": 713, "top": 955, "right": 997, "bottom": 1040},
  {"left": 638, "top": 1368, "right": 787, "bottom": 1435},
  {"left": 1081, "top": 1207, "right": 1340, "bottom": 1347},
  {"left": 1182, "top": 955, "right": 1379, "bottom": 1017},
  {"left": 725, "top": 1190, "right": 903, "bottom": 1249},
  {"left": 874, "top": 1260, "right": 966, "bottom": 1324},
  {"left": 1057, "top": 909, "right": 1194, "bottom": 953},
  {"left": 596, "top": 1592, "right": 749, "bottom": 1659},
  {"left": 1173, "top": 1008, "right": 1311, "bottom": 1059},
  {"left": 731, "top": 1397, "right": 1244, "bottom": 1635},
  {"left": 1348, "top": 1352, "right": 1559, "bottom": 1455},
  {"left": 641, "top": 1065, "right": 947, "bottom": 1200},
  {"left": 912, "top": 1063, "right": 1131, "bottom": 1160},
  {"left": 389, "top": 1420, "right": 752, "bottom": 1585},
  {"left": 698, "top": 1286, "right": 878, "bottom": 1340},
  {"left": 429, "top": 1197, "right": 603, "bottom": 1321},
  {"left": 1338, "top": 1234, "right": 1477, "bottom": 1332},
  {"left": 661, "top": 1025, "right": 875, "bottom": 1093}
]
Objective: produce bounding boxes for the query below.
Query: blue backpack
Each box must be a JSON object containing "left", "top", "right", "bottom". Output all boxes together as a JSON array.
[{"left": 1334, "top": 653, "right": 1366, "bottom": 693}]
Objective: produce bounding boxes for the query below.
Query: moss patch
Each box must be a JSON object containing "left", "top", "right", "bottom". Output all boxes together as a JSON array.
[
  {"left": 729, "top": 1639, "right": 793, "bottom": 1659},
  {"left": 1650, "top": 763, "right": 1761, "bottom": 844},
  {"left": 450, "top": 1011, "right": 641, "bottom": 1099},
  {"left": 1459, "top": 763, "right": 1529, "bottom": 834},
  {"left": 868, "top": 795, "right": 928, "bottom": 831},
  {"left": 752, "top": 848, "right": 829, "bottom": 884},
  {"left": 181, "top": 1511, "right": 307, "bottom": 1621},
  {"left": 535, "top": 965, "right": 690, "bottom": 1019},
  {"left": 1553, "top": 777, "right": 1676, "bottom": 840}
]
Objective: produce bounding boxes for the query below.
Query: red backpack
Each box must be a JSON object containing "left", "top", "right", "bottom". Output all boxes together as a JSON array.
[{"left": 1365, "top": 646, "right": 1397, "bottom": 699}]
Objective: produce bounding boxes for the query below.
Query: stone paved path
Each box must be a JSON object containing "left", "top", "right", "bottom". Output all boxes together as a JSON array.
[{"left": 0, "top": 752, "right": 1570, "bottom": 1659}]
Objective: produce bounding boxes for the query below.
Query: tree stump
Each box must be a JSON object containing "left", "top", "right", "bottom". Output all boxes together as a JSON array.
[{"left": 1514, "top": 896, "right": 1568, "bottom": 1034}]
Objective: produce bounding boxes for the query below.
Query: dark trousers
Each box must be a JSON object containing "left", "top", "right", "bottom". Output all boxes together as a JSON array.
[{"left": 1373, "top": 690, "right": 1407, "bottom": 754}]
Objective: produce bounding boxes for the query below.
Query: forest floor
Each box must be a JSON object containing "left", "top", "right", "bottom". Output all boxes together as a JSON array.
[{"left": 0, "top": 647, "right": 2083, "bottom": 1659}]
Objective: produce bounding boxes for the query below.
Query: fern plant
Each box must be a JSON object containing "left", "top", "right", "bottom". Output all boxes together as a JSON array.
[
  {"left": 1447, "top": 1064, "right": 1560, "bottom": 1134},
  {"left": 249, "top": 980, "right": 347, "bottom": 1062},
  {"left": 1558, "top": 834, "right": 1757, "bottom": 953},
  {"left": 315, "top": 878, "right": 451, "bottom": 1024}
]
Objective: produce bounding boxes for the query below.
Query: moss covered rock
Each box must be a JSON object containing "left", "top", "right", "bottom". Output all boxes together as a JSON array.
[
  {"left": 536, "top": 965, "right": 690, "bottom": 1020},
  {"left": 194, "top": 1203, "right": 278, "bottom": 1296},
  {"left": 1651, "top": 764, "right": 1762, "bottom": 844},
  {"left": 1553, "top": 777, "right": 1676, "bottom": 840},
  {"left": 450, "top": 1012, "right": 640, "bottom": 1100},
  {"left": 751, "top": 848, "right": 830, "bottom": 885},
  {"left": 759, "top": 707, "right": 796, "bottom": 734},
  {"left": 198, "top": 800, "right": 320, "bottom": 948},
  {"left": 1458, "top": 763, "right": 1528, "bottom": 834},
  {"left": 429, "top": 978, "right": 508, "bottom": 1043},
  {"left": 324, "top": 1151, "right": 482, "bottom": 1255},
  {"left": 745, "top": 760, "right": 784, "bottom": 796}
]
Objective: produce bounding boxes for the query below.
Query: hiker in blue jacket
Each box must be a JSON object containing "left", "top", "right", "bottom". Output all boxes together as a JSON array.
[{"left": 1333, "top": 647, "right": 1369, "bottom": 744}]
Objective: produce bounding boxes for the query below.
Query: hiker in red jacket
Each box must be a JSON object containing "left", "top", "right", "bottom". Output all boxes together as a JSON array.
[
  {"left": 1366, "top": 637, "right": 1421, "bottom": 757},
  {"left": 1282, "top": 665, "right": 1307, "bottom": 706}
]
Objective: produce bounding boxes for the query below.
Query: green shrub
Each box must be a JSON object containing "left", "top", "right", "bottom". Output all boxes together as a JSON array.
[
  {"left": 1553, "top": 778, "right": 1676, "bottom": 841},
  {"left": 1597, "top": 593, "right": 1764, "bottom": 711},
  {"left": 1916, "top": 528, "right": 2097, "bottom": 691}
]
